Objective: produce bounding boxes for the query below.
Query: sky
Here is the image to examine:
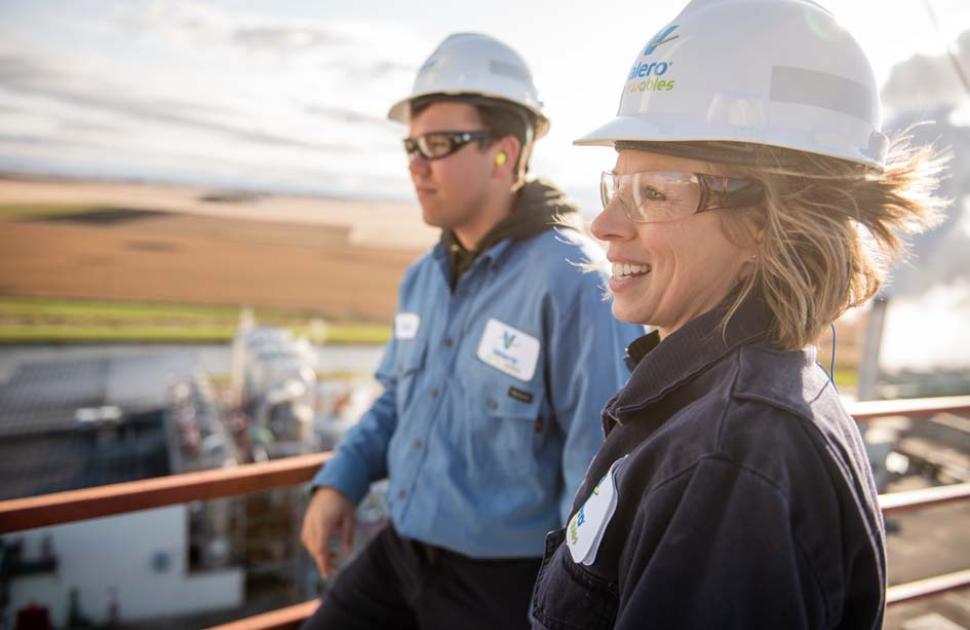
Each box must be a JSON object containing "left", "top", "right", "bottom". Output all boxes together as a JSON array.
[{"left": 0, "top": 0, "right": 968, "bottom": 211}]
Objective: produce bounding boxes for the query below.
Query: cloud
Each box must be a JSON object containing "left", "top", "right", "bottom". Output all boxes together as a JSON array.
[
  {"left": 881, "top": 31, "right": 970, "bottom": 114},
  {"left": 109, "top": 1, "right": 392, "bottom": 59},
  {"left": 56, "top": 119, "right": 127, "bottom": 136},
  {"left": 0, "top": 1, "right": 425, "bottom": 196},
  {"left": 878, "top": 30, "right": 970, "bottom": 296},
  {"left": 882, "top": 106, "right": 970, "bottom": 296},
  {"left": 231, "top": 25, "right": 349, "bottom": 52},
  {"left": 0, "top": 52, "right": 351, "bottom": 153},
  {"left": 0, "top": 53, "right": 50, "bottom": 84},
  {"left": 304, "top": 104, "right": 393, "bottom": 127},
  {"left": 109, "top": 1, "right": 235, "bottom": 43},
  {"left": 321, "top": 58, "right": 416, "bottom": 86},
  {"left": 340, "top": 59, "right": 415, "bottom": 79},
  {"left": 0, "top": 133, "right": 98, "bottom": 150}
]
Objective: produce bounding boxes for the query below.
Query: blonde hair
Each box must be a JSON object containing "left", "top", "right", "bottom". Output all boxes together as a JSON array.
[{"left": 719, "top": 135, "right": 948, "bottom": 350}]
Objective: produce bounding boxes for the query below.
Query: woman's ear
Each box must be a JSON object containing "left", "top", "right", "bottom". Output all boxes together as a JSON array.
[{"left": 753, "top": 224, "right": 766, "bottom": 244}]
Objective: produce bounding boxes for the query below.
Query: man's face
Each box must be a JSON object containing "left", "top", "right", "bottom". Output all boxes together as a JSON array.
[{"left": 407, "top": 101, "right": 495, "bottom": 230}]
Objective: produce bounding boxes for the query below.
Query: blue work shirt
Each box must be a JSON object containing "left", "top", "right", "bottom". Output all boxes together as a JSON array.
[{"left": 313, "top": 227, "right": 642, "bottom": 558}]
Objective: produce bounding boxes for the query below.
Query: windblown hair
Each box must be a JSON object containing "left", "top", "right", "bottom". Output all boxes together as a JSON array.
[{"left": 719, "top": 135, "right": 948, "bottom": 350}]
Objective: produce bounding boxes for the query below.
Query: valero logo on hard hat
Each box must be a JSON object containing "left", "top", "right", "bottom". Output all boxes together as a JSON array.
[
  {"left": 642, "top": 24, "right": 679, "bottom": 56},
  {"left": 626, "top": 61, "right": 673, "bottom": 81},
  {"left": 625, "top": 23, "right": 679, "bottom": 93},
  {"left": 418, "top": 58, "right": 439, "bottom": 77}
]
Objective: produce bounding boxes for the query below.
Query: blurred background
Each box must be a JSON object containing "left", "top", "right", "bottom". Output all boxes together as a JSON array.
[{"left": 0, "top": 1, "right": 968, "bottom": 628}]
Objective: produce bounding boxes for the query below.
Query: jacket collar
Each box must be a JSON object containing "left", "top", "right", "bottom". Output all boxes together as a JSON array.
[
  {"left": 607, "top": 293, "right": 772, "bottom": 424},
  {"left": 432, "top": 238, "right": 514, "bottom": 285},
  {"left": 435, "top": 179, "right": 582, "bottom": 290}
]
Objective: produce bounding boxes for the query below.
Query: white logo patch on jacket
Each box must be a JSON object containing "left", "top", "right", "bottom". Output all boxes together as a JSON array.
[
  {"left": 395, "top": 313, "right": 420, "bottom": 340},
  {"left": 476, "top": 318, "right": 540, "bottom": 382},
  {"left": 567, "top": 455, "right": 627, "bottom": 566}
]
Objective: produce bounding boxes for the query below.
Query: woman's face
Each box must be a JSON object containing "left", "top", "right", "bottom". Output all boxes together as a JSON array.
[{"left": 591, "top": 149, "right": 755, "bottom": 337}]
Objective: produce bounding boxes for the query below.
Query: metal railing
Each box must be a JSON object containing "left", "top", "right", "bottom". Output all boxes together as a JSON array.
[
  {"left": 0, "top": 452, "right": 331, "bottom": 534},
  {"left": 207, "top": 600, "right": 322, "bottom": 630},
  {"left": 2, "top": 395, "right": 969, "bottom": 628},
  {"left": 849, "top": 395, "right": 970, "bottom": 422}
]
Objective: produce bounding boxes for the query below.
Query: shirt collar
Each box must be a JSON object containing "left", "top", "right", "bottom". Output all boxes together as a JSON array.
[
  {"left": 432, "top": 238, "right": 514, "bottom": 284},
  {"left": 607, "top": 293, "right": 772, "bottom": 424}
]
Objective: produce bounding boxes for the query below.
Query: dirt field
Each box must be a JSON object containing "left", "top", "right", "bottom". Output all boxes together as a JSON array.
[
  {"left": 0, "top": 174, "right": 869, "bottom": 361},
  {"left": 0, "top": 176, "right": 438, "bottom": 322}
]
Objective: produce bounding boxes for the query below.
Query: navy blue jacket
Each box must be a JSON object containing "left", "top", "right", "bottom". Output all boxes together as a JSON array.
[{"left": 531, "top": 296, "right": 886, "bottom": 629}]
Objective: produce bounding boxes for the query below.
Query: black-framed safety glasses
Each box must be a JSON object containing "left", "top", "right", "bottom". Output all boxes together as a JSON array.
[
  {"left": 600, "top": 170, "right": 764, "bottom": 224},
  {"left": 403, "top": 130, "right": 494, "bottom": 161}
]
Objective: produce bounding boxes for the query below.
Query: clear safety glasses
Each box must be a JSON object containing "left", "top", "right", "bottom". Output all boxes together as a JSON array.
[{"left": 600, "top": 170, "right": 764, "bottom": 224}]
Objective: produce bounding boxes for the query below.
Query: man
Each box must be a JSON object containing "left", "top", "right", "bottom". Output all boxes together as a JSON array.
[{"left": 301, "top": 32, "right": 641, "bottom": 630}]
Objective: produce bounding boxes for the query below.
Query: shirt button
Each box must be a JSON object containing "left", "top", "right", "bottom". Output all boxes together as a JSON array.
[
  {"left": 398, "top": 490, "right": 406, "bottom": 499},
  {"left": 487, "top": 400, "right": 498, "bottom": 411},
  {"left": 443, "top": 337, "right": 454, "bottom": 348},
  {"left": 430, "top": 388, "right": 439, "bottom": 399},
  {"left": 413, "top": 439, "right": 422, "bottom": 449}
]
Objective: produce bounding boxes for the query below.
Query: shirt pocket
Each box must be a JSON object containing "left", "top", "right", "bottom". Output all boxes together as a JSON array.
[
  {"left": 392, "top": 340, "right": 426, "bottom": 417},
  {"left": 531, "top": 529, "right": 618, "bottom": 630},
  {"left": 458, "top": 362, "right": 544, "bottom": 477}
]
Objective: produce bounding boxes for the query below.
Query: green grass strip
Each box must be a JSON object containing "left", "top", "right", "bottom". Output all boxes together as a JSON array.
[
  {"left": 0, "top": 297, "right": 302, "bottom": 323},
  {"left": 0, "top": 325, "right": 237, "bottom": 344},
  {"left": 0, "top": 324, "right": 390, "bottom": 345}
]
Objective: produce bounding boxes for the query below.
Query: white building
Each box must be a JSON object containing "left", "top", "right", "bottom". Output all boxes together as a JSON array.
[{"left": 7, "top": 504, "right": 242, "bottom": 626}]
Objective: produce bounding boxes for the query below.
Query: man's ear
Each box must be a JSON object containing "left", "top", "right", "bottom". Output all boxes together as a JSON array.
[{"left": 492, "top": 135, "right": 521, "bottom": 180}]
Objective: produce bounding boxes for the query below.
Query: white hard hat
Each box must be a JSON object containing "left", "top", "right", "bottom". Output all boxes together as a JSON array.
[
  {"left": 576, "top": 0, "right": 888, "bottom": 168},
  {"left": 388, "top": 32, "right": 550, "bottom": 138}
]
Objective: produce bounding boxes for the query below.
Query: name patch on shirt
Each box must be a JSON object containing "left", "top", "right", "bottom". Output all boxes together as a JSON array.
[
  {"left": 508, "top": 386, "right": 534, "bottom": 404},
  {"left": 394, "top": 313, "right": 420, "bottom": 340},
  {"left": 476, "top": 319, "right": 540, "bottom": 382},
  {"left": 567, "top": 455, "right": 627, "bottom": 566}
]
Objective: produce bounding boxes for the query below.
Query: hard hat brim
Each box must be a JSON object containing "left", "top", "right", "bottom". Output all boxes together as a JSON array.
[
  {"left": 574, "top": 116, "right": 884, "bottom": 169},
  {"left": 387, "top": 93, "right": 550, "bottom": 139}
]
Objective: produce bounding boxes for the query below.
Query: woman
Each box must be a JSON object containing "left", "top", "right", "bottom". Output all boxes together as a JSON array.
[{"left": 530, "top": 1, "right": 945, "bottom": 628}]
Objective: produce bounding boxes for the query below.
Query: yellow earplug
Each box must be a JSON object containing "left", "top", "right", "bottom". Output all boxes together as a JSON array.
[{"left": 495, "top": 152, "right": 507, "bottom": 166}]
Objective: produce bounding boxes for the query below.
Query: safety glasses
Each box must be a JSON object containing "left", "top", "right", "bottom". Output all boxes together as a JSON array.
[
  {"left": 403, "top": 130, "right": 494, "bottom": 161},
  {"left": 600, "top": 170, "right": 764, "bottom": 224}
]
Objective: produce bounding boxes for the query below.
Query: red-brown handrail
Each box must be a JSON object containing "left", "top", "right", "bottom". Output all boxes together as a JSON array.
[
  {"left": 879, "top": 482, "right": 970, "bottom": 515},
  {"left": 3, "top": 395, "right": 970, "bottom": 534},
  {"left": 847, "top": 395, "right": 970, "bottom": 422},
  {"left": 887, "top": 569, "right": 970, "bottom": 605},
  {"left": 0, "top": 452, "right": 330, "bottom": 534},
  {"left": 207, "top": 600, "right": 320, "bottom": 630}
]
